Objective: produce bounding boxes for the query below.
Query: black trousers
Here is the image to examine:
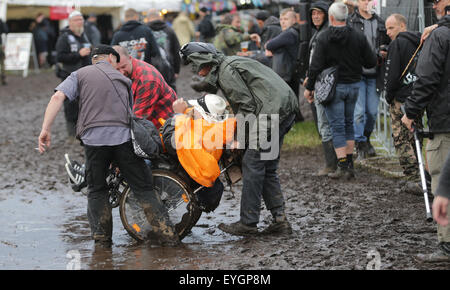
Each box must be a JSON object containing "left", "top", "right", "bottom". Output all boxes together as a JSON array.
[{"left": 84, "top": 141, "right": 177, "bottom": 242}]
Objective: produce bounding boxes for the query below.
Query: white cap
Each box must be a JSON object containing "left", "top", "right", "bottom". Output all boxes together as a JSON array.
[{"left": 68, "top": 10, "right": 83, "bottom": 19}]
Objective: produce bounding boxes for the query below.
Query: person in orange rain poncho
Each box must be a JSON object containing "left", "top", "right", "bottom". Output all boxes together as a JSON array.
[{"left": 160, "top": 94, "right": 237, "bottom": 212}]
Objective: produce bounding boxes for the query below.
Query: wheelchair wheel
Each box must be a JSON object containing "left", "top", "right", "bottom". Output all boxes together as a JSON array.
[{"left": 119, "top": 169, "right": 202, "bottom": 242}]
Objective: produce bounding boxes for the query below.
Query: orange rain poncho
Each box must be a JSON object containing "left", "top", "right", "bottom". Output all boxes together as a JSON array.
[{"left": 173, "top": 112, "right": 236, "bottom": 188}]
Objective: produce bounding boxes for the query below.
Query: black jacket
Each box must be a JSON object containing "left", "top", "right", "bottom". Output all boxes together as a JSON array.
[
  {"left": 0, "top": 19, "right": 8, "bottom": 45},
  {"left": 197, "top": 15, "right": 216, "bottom": 41},
  {"left": 55, "top": 27, "right": 91, "bottom": 79},
  {"left": 305, "top": 25, "right": 377, "bottom": 91},
  {"left": 148, "top": 20, "right": 181, "bottom": 75},
  {"left": 266, "top": 26, "right": 299, "bottom": 82},
  {"left": 308, "top": 1, "right": 329, "bottom": 67},
  {"left": 347, "top": 9, "right": 390, "bottom": 90},
  {"left": 384, "top": 31, "right": 422, "bottom": 104},
  {"left": 405, "top": 16, "right": 450, "bottom": 132},
  {"left": 260, "top": 16, "right": 282, "bottom": 48},
  {"left": 111, "top": 20, "right": 160, "bottom": 64}
]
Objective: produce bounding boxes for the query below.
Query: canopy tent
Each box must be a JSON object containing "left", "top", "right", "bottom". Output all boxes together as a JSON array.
[{"left": 2, "top": 0, "right": 181, "bottom": 20}]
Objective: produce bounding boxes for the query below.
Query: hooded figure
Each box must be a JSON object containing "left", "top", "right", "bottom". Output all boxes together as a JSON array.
[
  {"left": 180, "top": 42, "right": 299, "bottom": 236},
  {"left": 308, "top": 1, "right": 330, "bottom": 61}
]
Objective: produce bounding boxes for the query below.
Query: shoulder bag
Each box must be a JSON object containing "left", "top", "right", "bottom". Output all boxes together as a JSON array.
[
  {"left": 314, "top": 66, "right": 338, "bottom": 105},
  {"left": 95, "top": 65, "right": 161, "bottom": 159}
]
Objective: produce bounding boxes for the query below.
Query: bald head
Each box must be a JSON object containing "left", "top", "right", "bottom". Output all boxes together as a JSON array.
[
  {"left": 147, "top": 8, "right": 162, "bottom": 22},
  {"left": 125, "top": 8, "right": 139, "bottom": 22},
  {"left": 113, "top": 45, "right": 133, "bottom": 77},
  {"left": 386, "top": 13, "right": 407, "bottom": 40}
]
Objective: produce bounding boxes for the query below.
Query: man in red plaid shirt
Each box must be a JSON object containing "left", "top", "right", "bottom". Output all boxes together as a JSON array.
[{"left": 113, "top": 45, "right": 176, "bottom": 128}]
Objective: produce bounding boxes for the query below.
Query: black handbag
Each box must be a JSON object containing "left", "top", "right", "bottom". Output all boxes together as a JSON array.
[{"left": 314, "top": 66, "right": 338, "bottom": 105}]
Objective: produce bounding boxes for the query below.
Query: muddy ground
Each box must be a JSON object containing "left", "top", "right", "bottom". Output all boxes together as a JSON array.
[{"left": 0, "top": 65, "right": 448, "bottom": 270}]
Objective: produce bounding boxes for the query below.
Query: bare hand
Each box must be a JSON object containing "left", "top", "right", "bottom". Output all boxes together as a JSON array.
[
  {"left": 433, "top": 196, "right": 449, "bottom": 226},
  {"left": 304, "top": 89, "right": 314, "bottom": 104},
  {"left": 173, "top": 98, "right": 188, "bottom": 114},
  {"left": 79, "top": 47, "right": 91, "bottom": 57},
  {"left": 265, "top": 49, "right": 273, "bottom": 57},
  {"left": 401, "top": 114, "right": 414, "bottom": 132},
  {"left": 38, "top": 129, "right": 51, "bottom": 153},
  {"left": 302, "top": 77, "right": 308, "bottom": 88},
  {"left": 421, "top": 24, "right": 438, "bottom": 43}
]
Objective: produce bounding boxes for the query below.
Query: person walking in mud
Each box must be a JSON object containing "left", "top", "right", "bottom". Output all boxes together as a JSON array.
[
  {"left": 304, "top": 2, "right": 377, "bottom": 180},
  {"left": 38, "top": 45, "right": 180, "bottom": 247},
  {"left": 402, "top": 0, "right": 450, "bottom": 263},
  {"left": 383, "top": 13, "right": 428, "bottom": 195},
  {"left": 180, "top": 42, "right": 299, "bottom": 236},
  {"left": 55, "top": 11, "right": 92, "bottom": 142}
]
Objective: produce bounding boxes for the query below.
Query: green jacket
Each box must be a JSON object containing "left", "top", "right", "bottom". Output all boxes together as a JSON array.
[
  {"left": 187, "top": 51, "right": 299, "bottom": 147},
  {"left": 213, "top": 24, "right": 250, "bottom": 56}
]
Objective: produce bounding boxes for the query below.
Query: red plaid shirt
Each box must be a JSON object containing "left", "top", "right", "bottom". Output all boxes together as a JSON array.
[{"left": 131, "top": 58, "right": 176, "bottom": 128}]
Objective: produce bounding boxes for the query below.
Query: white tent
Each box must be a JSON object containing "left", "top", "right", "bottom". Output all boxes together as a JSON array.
[{"left": 1, "top": 0, "right": 181, "bottom": 21}]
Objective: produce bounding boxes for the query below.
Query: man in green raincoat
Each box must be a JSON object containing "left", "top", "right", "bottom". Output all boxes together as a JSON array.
[{"left": 180, "top": 42, "right": 299, "bottom": 236}]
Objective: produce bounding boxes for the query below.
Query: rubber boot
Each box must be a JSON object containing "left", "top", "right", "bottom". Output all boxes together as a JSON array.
[
  {"left": 317, "top": 140, "right": 337, "bottom": 176},
  {"left": 364, "top": 131, "right": 376, "bottom": 157}
]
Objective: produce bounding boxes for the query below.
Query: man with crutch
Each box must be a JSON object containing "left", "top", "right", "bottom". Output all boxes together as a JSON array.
[{"left": 402, "top": 0, "right": 450, "bottom": 263}]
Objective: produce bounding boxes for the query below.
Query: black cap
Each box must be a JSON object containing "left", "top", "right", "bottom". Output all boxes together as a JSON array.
[
  {"left": 200, "top": 7, "right": 208, "bottom": 13},
  {"left": 256, "top": 10, "right": 270, "bottom": 21},
  {"left": 91, "top": 44, "right": 120, "bottom": 63}
]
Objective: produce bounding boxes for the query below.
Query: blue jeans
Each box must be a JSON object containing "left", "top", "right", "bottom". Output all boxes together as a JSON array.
[
  {"left": 353, "top": 77, "right": 379, "bottom": 142},
  {"left": 315, "top": 101, "right": 333, "bottom": 143},
  {"left": 324, "top": 83, "right": 359, "bottom": 149}
]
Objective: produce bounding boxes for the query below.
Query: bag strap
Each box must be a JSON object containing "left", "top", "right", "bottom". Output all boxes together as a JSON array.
[
  {"left": 400, "top": 42, "right": 422, "bottom": 80},
  {"left": 94, "top": 63, "right": 134, "bottom": 118}
]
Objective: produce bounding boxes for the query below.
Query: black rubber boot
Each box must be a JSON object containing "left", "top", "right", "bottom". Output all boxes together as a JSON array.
[
  {"left": 364, "top": 131, "right": 376, "bottom": 157},
  {"left": 318, "top": 140, "right": 337, "bottom": 176}
]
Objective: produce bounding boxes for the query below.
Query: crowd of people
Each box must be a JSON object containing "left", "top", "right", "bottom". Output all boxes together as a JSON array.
[{"left": 27, "top": 0, "right": 450, "bottom": 264}]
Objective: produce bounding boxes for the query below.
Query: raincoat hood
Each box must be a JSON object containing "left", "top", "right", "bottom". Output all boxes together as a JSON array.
[
  {"left": 397, "top": 31, "right": 421, "bottom": 47},
  {"left": 121, "top": 20, "right": 142, "bottom": 32},
  {"left": 148, "top": 19, "right": 167, "bottom": 31},
  {"left": 186, "top": 51, "right": 225, "bottom": 90},
  {"left": 310, "top": 1, "right": 329, "bottom": 31}
]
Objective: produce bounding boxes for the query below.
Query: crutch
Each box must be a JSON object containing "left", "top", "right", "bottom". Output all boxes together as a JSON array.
[
  {"left": 401, "top": 106, "right": 432, "bottom": 222},
  {"left": 413, "top": 127, "right": 433, "bottom": 222}
]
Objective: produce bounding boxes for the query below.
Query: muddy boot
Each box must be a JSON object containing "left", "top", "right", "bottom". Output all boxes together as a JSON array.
[
  {"left": 142, "top": 202, "right": 181, "bottom": 247},
  {"left": 318, "top": 140, "right": 337, "bottom": 176},
  {"left": 401, "top": 180, "right": 423, "bottom": 196},
  {"left": 328, "top": 157, "right": 354, "bottom": 180},
  {"left": 356, "top": 141, "right": 368, "bottom": 161},
  {"left": 347, "top": 154, "right": 355, "bottom": 178},
  {"left": 415, "top": 243, "right": 450, "bottom": 263},
  {"left": 260, "top": 214, "right": 292, "bottom": 236},
  {"left": 364, "top": 131, "right": 376, "bottom": 157},
  {"left": 218, "top": 221, "right": 259, "bottom": 236}
]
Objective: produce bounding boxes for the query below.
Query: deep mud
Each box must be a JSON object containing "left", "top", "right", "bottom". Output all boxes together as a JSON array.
[{"left": 0, "top": 66, "right": 449, "bottom": 270}]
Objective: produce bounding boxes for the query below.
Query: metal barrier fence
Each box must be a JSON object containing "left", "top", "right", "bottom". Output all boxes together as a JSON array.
[{"left": 372, "top": 92, "right": 395, "bottom": 156}]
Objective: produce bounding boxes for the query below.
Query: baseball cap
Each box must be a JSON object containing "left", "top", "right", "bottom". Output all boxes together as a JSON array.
[
  {"left": 256, "top": 10, "right": 270, "bottom": 21},
  {"left": 91, "top": 45, "right": 121, "bottom": 62},
  {"left": 68, "top": 10, "right": 83, "bottom": 19}
]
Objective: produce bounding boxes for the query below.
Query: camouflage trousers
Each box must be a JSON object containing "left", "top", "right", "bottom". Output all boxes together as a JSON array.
[{"left": 389, "top": 100, "right": 423, "bottom": 181}]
